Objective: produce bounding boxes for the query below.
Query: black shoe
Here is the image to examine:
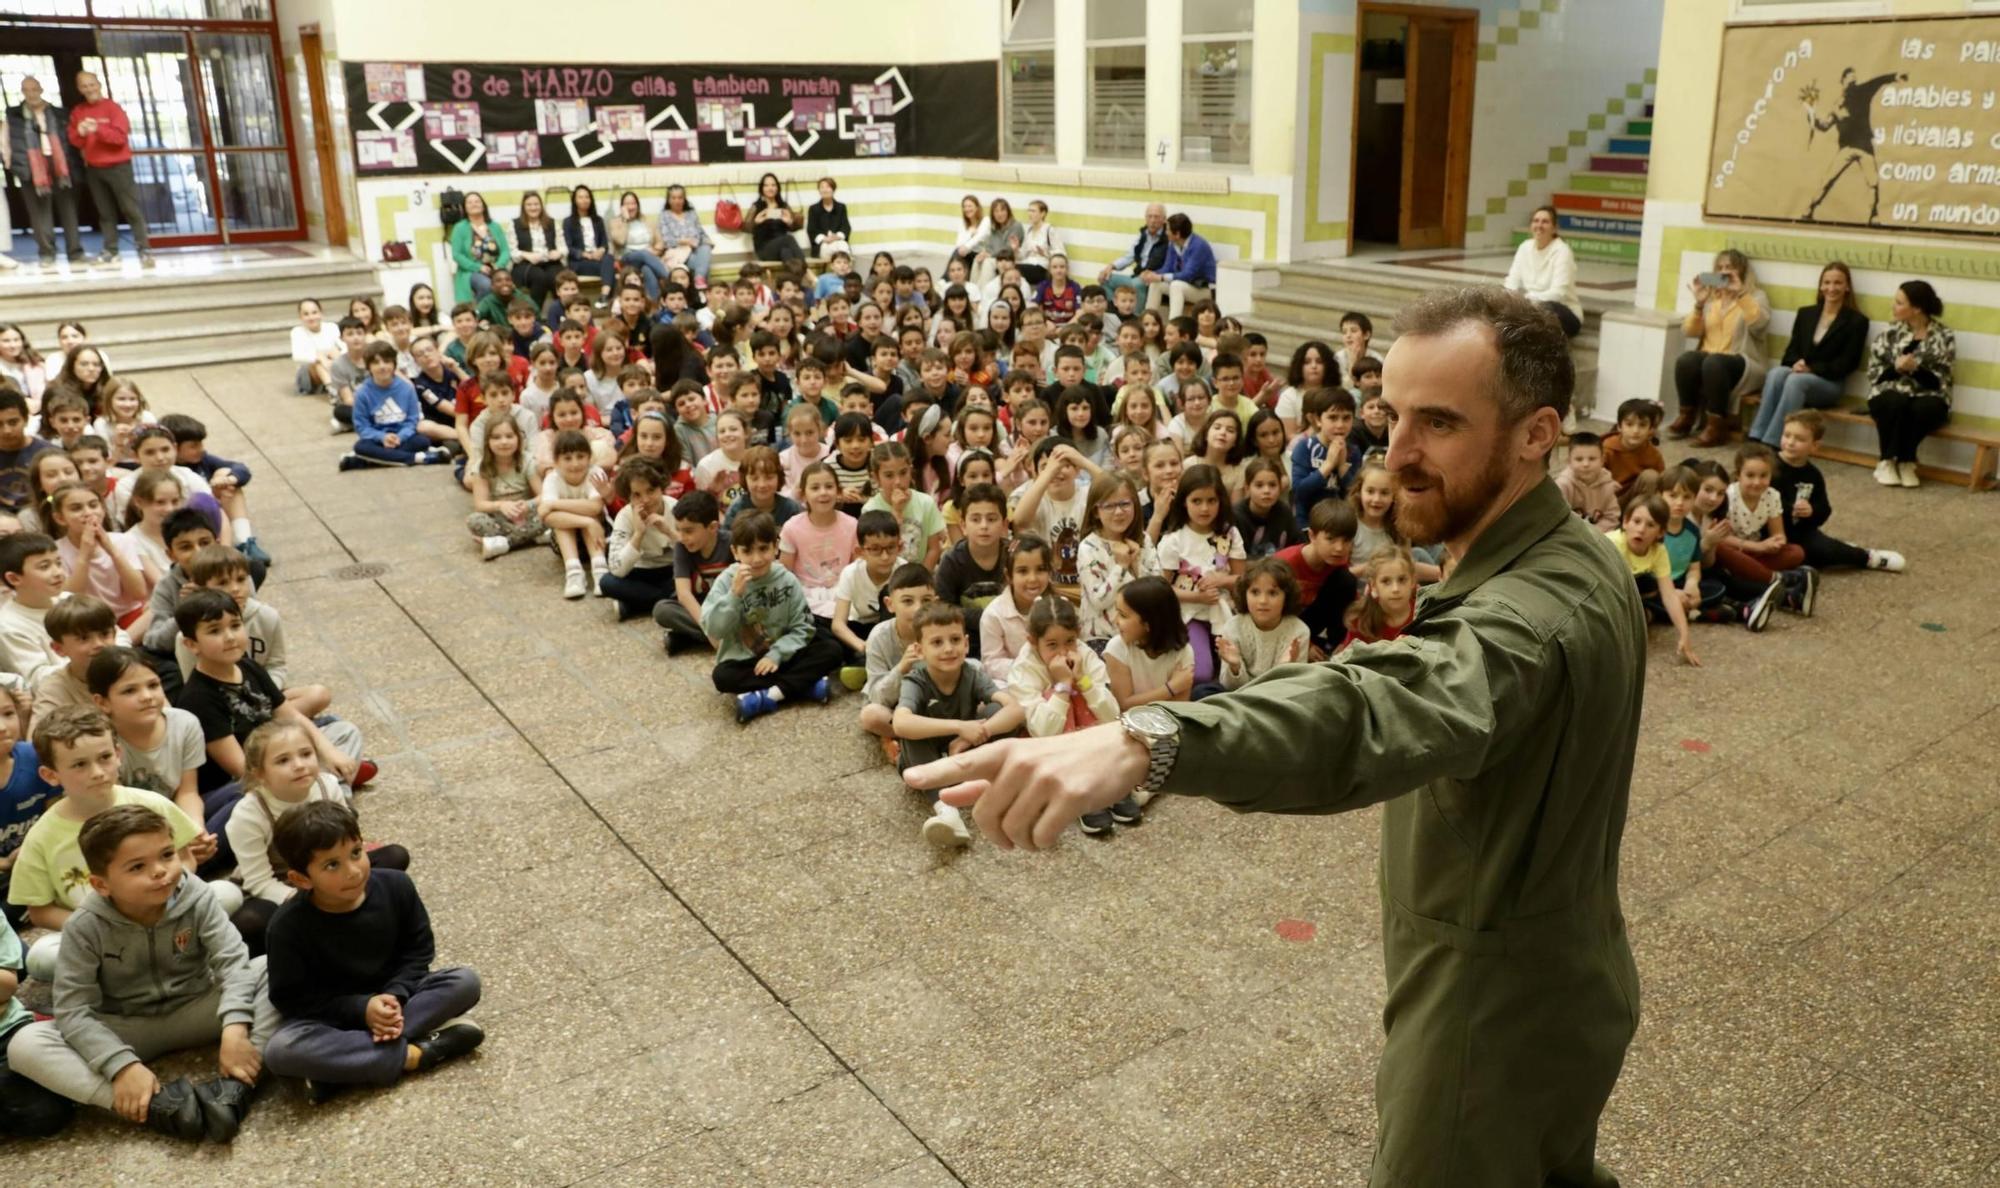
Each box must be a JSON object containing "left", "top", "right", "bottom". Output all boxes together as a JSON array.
[
  {"left": 1744, "top": 578, "right": 1781, "bottom": 633},
  {"left": 303, "top": 1078, "right": 349, "bottom": 1106},
  {"left": 1108, "top": 796, "right": 1143, "bottom": 825},
  {"left": 1079, "top": 810, "right": 1114, "bottom": 836},
  {"left": 662, "top": 631, "right": 683, "bottom": 656},
  {"left": 194, "top": 1076, "right": 257, "bottom": 1143},
  {"left": 1794, "top": 566, "right": 1818, "bottom": 618},
  {"left": 413, "top": 1019, "right": 485, "bottom": 1072},
  {"left": 143, "top": 1076, "right": 206, "bottom": 1141}
]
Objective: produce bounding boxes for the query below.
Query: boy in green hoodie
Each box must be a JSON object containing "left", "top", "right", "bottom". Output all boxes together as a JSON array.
[
  {"left": 699, "top": 511, "right": 844, "bottom": 723},
  {"left": 7, "top": 803, "right": 279, "bottom": 1142}
]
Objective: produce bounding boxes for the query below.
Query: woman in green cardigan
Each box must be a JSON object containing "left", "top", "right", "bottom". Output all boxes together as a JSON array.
[{"left": 449, "top": 192, "right": 513, "bottom": 304}]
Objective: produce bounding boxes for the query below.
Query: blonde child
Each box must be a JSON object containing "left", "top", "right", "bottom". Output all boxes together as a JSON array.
[
  {"left": 467, "top": 417, "right": 544, "bottom": 561},
  {"left": 1215, "top": 557, "right": 1309, "bottom": 691},
  {"left": 979, "top": 534, "right": 1051, "bottom": 684},
  {"left": 1110, "top": 382, "right": 1171, "bottom": 442},
  {"left": 861, "top": 441, "right": 945, "bottom": 569},
  {"left": 1139, "top": 438, "right": 1183, "bottom": 544},
  {"left": 1104, "top": 574, "right": 1193, "bottom": 721},
  {"left": 1076, "top": 472, "right": 1155, "bottom": 648},
  {"left": 1156, "top": 463, "right": 1244, "bottom": 686},
  {"left": 90, "top": 376, "right": 153, "bottom": 466},
  {"left": 778, "top": 403, "right": 827, "bottom": 493},
  {"left": 780, "top": 461, "right": 857, "bottom": 632},
  {"left": 1340, "top": 545, "right": 1420, "bottom": 652},
  {"left": 1347, "top": 462, "right": 1444, "bottom": 584},
  {"left": 1110, "top": 425, "right": 1150, "bottom": 481},
  {"left": 540, "top": 430, "right": 608, "bottom": 599},
  {"left": 50, "top": 483, "right": 151, "bottom": 632},
  {"left": 532, "top": 390, "right": 617, "bottom": 484},
  {"left": 1006, "top": 593, "right": 1131, "bottom": 835}
]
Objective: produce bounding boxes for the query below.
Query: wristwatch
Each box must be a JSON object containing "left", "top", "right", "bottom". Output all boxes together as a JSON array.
[{"left": 1119, "top": 704, "right": 1181, "bottom": 802}]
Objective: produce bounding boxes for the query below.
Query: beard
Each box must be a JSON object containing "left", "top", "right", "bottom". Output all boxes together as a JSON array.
[{"left": 1392, "top": 444, "right": 1512, "bottom": 546}]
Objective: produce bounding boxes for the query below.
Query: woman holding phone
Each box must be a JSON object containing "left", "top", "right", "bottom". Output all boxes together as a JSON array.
[
  {"left": 1669, "top": 249, "right": 1769, "bottom": 447},
  {"left": 1866, "top": 279, "right": 1954, "bottom": 488}
]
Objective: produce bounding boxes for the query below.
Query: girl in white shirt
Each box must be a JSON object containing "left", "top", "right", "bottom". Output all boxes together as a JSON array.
[
  {"left": 1076, "top": 472, "right": 1155, "bottom": 647},
  {"left": 1155, "top": 463, "right": 1245, "bottom": 687},
  {"left": 1103, "top": 574, "right": 1194, "bottom": 725}
]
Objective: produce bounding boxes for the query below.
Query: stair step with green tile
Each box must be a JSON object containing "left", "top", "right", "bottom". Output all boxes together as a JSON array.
[{"left": 1569, "top": 171, "right": 1648, "bottom": 197}]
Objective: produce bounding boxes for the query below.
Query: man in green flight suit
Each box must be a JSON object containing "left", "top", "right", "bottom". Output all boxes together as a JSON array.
[{"left": 908, "top": 286, "right": 1645, "bottom": 1187}]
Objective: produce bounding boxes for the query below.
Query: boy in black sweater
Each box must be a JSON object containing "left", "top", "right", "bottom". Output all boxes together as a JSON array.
[
  {"left": 262, "top": 801, "right": 481, "bottom": 1101},
  {"left": 1774, "top": 410, "right": 1905, "bottom": 573}
]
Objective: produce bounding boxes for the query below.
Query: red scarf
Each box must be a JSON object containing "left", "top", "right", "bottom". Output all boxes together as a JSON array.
[{"left": 24, "top": 107, "right": 72, "bottom": 194}]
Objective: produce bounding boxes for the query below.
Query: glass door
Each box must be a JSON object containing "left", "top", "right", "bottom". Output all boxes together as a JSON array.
[
  {"left": 87, "top": 30, "right": 218, "bottom": 243},
  {"left": 195, "top": 31, "right": 296, "bottom": 240}
]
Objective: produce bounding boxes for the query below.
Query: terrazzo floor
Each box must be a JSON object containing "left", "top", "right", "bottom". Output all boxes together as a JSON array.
[{"left": 8, "top": 358, "right": 1996, "bottom": 1186}]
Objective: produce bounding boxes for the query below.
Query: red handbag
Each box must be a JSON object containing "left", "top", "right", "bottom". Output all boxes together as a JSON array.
[{"left": 713, "top": 189, "right": 743, "bottom": 233}]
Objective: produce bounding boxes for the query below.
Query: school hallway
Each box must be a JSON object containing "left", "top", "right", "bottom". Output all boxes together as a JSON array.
[{"left": 9, "top": 358, "right": 1996, "bottom": 1186}]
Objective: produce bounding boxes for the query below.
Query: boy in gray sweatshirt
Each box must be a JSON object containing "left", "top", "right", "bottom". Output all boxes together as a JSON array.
[
  {"left": 6, "top": 805, "right": 279, "bottom": 1142},
  {"left": 699, "top": 511, "right": 844, "bottom": 723}
]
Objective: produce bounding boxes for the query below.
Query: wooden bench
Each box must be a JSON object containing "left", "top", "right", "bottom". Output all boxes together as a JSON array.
[{"left": 1736, "top": 394, "right": 1998, "bottom": 492}]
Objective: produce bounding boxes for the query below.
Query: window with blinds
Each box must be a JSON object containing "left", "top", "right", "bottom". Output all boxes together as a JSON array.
[
  {"left": 1004, "top": 0, "right": 1055, "bottom": 159},
  {"left": 1181, "top": 0, "right": 1251, "bottom": 166},
  {"left": 1087, "top": 0, "right": 1147, "bottom": 162}
]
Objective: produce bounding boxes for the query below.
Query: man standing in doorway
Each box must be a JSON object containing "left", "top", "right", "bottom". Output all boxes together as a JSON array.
[
  {"left": 1143, "top": 212, "right": 1217, "bottom": 320},
  {"left": 67, "top": 71, "right": 153, "bottom": 268},
  {"left": 1097, "top": 202, "right": 1169, "bottom": 313},
  {"left": 5, "top": 77, "right": 86, "bottom": 269},
  {"left": 911, "top": 286, "right": 1647, "bottom": 1187}
]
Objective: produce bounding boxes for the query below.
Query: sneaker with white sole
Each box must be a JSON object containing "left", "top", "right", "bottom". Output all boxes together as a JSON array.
[
  {"left": 562, "top": 567, "right": 587, "bottom": 599},
  {"left": 1867, "top": 549, "right": 1906, "bottom": 572},
  {"left": 1898, "top": 461, "right": 1921, "bottom": 488},
  {"left": 329, "top": 416, "right": 346, "bottom": 435},
  {"left": 480, "top": 535, "right": 510, "bottom": 560},
  {"left": 1744, "top": 576, "right": 1782, "bottom": 632},
  {"left": 1874, "top": 460, "right": 1900, "bottom": 486},
  {"left": 336, "top": 452, "right": 364, "bottom": 472},
  {"left": 922, "top": 804, "right": 971, "bottom": 848}
]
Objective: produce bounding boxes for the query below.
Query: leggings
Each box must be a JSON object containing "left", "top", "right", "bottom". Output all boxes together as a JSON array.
[
  {"left": 711, "top": 631, "right": 844, "bottom": 701},
  {"left": 1791, "top": 523, "right": 1870, "bottom": 571},
  {"left": 466, "top": 509, "right": 546, "bottom": 549},
  {"left": 1713, "top": 538, "right": 1805, "bottom": 586},
  {"left": 1186, "top": 619, "right": 1217, "bottom": 685},
  {"left": 1867, "top": 391, "right": 1950, "bottom": 463},
  {"left": 1673, "top": 351, "right": 1747, "bottom": 418}
]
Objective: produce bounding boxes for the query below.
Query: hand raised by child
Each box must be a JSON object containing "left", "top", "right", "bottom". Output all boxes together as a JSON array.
[
  {"left": 753, "top": 655, "right": 779, "bottom": 676},
  {"left": 590, "top": 472, "right": 616, "bottom": 502},
  {"left": 899, "top": 642, "right": 921, "bottom": 674},
  {"left": 732, "top": 566, "right": 752, "bottom": 596},
  {"left": 645, "top": 510, "right": 674, "bottom": 535},
  {"left": 218, "top": 1024, "right": 261, "bottom": 1083},
  {"left": 185, "top": 830, "right": 218, "bottom": 865},
  {"left": 365, "top": 993, "right": 404, "bottom": 1042},
  {"left": 1216, "top": 636, "right": 1242, "bottom": 670},
  {"left": 1109, "top": 538, "right": 1140, "bottom": 570},
  {"left": 1285, "top": 636, "right": 1305, "bottom": 663},
  {"left": 112, "top": 1062, "right": 160, "bottom": 1122}
]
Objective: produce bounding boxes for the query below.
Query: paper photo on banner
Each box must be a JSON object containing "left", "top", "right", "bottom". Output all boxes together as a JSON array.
[
  {"left": 855, "top": 123, "right": 896, "bottom": 158},
  {"left": 791, "top": 97, "right": 837, "bottom": 131},
  {"left": 356, "top": 130, "right": 417, "bottom": 170},
  {"left": 744, "top": 128, "right": 790, "bottom": 162},
  {"left": 364, "top": 62, "right": 425, "bottom": 104},
  {"left": 483, "top": 131, "right": 542, "bottom": 170},
  {"left": 650, "top": 130, "right": 700, "bottom": 165},
  {"left": 534, "top": 98, "right": 592, "bottom": 135},
  {"left": 695, "top": 97, "right": 745, "bottom": 132},
  {"left": 596, "top": 105, "right": 650, "bottom": 141},
  {"left": 423, "top": 102, "right": 481, "bottom": 141},
  {"left": 851, "top": 84, "right": 892, "bottom": 119}
]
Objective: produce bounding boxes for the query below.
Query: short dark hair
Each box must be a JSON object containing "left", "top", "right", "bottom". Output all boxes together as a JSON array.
[
  {"left": 85, "top": 645, "right": 150, "bottom": 698},
  {"left": 958, "top": 481, "right": 1006, "bottom": 518},
  {"left": 913, "top": 601, "right": 965, "bottom": 637},
  {"left": 1615, "top": 399, "right": 1662, "bottom": 428},
  {"left": 1350, "top": 356, "right": 1383, "bottom": 381},
  {"left": 1168, "top": 342, "right": 1204, "bottom": 367},
  {"left": 1210, "top": 353, "right": 1242, "bottom": 377},
  {"left": 731, "top": 510, "right": 779, "bottom": 548},
  {"left": 857, "top": 509, "right": 900, "bottom": 544},
  {"left": 1391, "top": 286, "right": 1573, "bottom": 426},
  {"left": 79, "top": 804, "right": 174, "bottom": 877},
  {"left": 1238, "top": 556, "right": 1302, "bottom": 618},
  {"left": 156, "top": 413, "right": 206, "bottom": 445},
  {"left": 615, "top": 457, "right": 667, "bottom": 500},
  {"left": 271, "top": 800, "right": 364, "bottom": 878},
  {"left": 1166, "top": 213, "right": 1193, "bottom": 238},
  {"left": 163, "top": 507, "right": 215, "bottom": 550},
  {"left": 174, "top": 587, "right": 240, "bottom": 640},
  {"left": 362, "top": 341, "right": 397, "bottom": 367},
  {"left": 0, "top": 532, "right": 57, "bottom": 580},
  {"left": 885, "top": 561, "right": 934, "bottom": 598},
  {"left": 1568, "top": 430, "right": 1604, "bottom": 451},
  {"left": 1308, "top": 497, "right": 1359, "bottom": 539},
  {"left": 1733, "top": 440, "right": 1776, "bottom": 475},
  {"left": 552, "top": 429, "right": 591, "bottom": 459},
  {"left": 673, "top": 489, "right": 720, "bottom": 527},
  {"left": 1340, "top": 311, "right": 1374, "bottom": 335},
  {"left": 45, "top": 594, "right": 116, "bottom": 643},
  {"left": 336, "top": 316, "right": 366, "bottom": 334}
]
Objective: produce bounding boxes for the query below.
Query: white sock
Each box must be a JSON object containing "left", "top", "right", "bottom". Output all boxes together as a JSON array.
[
  {"left": 564, "top": 559, "right": 582, "bottom": 571},
  {"left": 765, "top": 685, "right": 785, "bottom": 703},
  {"left": 232, "top": 517, "right": 253, "bottom": 541}
]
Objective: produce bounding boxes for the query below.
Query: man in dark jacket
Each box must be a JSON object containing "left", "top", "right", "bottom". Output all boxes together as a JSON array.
[
  {"left": 1096, "top": 202, "right": 1170, "bottom": 313},
  {"left": 4, "top": 76, "right": 86, "bottom": 266}
]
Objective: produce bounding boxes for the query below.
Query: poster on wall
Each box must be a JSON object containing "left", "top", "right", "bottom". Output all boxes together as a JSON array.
[
  {"left": 1707, "top": 13, "right": 2000, "bottom": 237},
  {"left": 341, "top": 59, "right": 998, "bottom": 177}
]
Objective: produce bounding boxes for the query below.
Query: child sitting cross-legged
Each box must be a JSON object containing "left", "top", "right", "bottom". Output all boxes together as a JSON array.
[
  {"left": 86, "top": 647, "right": 226, "bottom": 864},
  {"left": 700, "top": 511, "right": 844, "bottom": 723},
  {"left": 1656, "top": 466, "right": 1779, "bottom": 632},
  {"left": 894, "top": 602, "right": 1024, "bottom": 848},
  {"left": 725, "top": 446, "right": 802, "bottom": 531},
  {"left": 466, "top": 415, "right": 545, "bottom": 561},
  {"left": 532, "top": 391, "right": 618, "bottom": 481},
  {"left": 781, "top": 461, "right": 858, "bottom": 639},
  {"left": 541, "top": 429, "right": 610, "bottom": 600},
  {"left": 224, "top": 721, "right": 409, "bottom": 957},
  {"left": 598, "top": 457, "right": 679, "bottom": 621},
  {"left": 1555, "top": 431, "right": 1621, "bottom": 533},
  {"left": 154, "top": 413, "right": 271, "bottom": 566},
  {"left": 830, "top": 509, "right": 900, "bottom": 685},
  {"left": 338, "top": 342, "right": 453, "bottom": 471},
  {"left": 1715, "top": 442, "right": 1816, "bottom": 618},
  {"left": 1005, "top": 593, "right": 1128, "bottom": 836},
  {"left": 1603, "top": 399, "right": 1665, "bottom": 501},
  {"left": 135, "top": 508, "right": 221, "bottom": 697},
  {"left": 262, "top": 800, "right": 481, "bottom": 1105},
  {"left": 7, "top": 803, "right": 277, "bottom": 1142},
  {"left": 858, "top": 563, "right": 936, "bottom": 765},
  {"left": 655, "top": 490, "right": 733, "bottom": 656},
  {"left": 49, "top": 482, "right": 152, "bottom": 635}
]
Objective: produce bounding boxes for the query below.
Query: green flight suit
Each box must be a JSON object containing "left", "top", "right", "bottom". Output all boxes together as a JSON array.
[{"left": 1162, "top": 478, "right": 1644, "bottom": 1187}]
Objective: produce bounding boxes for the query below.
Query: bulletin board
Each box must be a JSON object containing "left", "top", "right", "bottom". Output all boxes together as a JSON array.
[
  {"left": 344, "top": 59, "right": 999, "bottom": 176},
  {"left": 1706, "top": 13, "right": 2000, "bottom": 237}
]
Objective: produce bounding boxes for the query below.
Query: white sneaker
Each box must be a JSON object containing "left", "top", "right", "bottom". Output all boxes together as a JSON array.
[
  {"left": 480, "top": 535, "right": 509, "bottom": 560},
  {"left": 562, "top": 567, "right": 586, "bottom": 599},
  {"left": 922, "top": 804, "right": 971, "bottom": 848},
  {"left": 1898, "top": 462, "right": 1921, "bottom": 488},
  {"left": 1874, "top": 460, "right": 1899, "bottom": 486},
  {"left": 328, "top": 415, "right": 345, "bottom": 435},
  {"left": 1867, "top": 549, "right": 1906, "bottom": 572}
]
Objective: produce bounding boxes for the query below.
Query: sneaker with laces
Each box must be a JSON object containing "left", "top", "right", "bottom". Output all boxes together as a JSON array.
[
  {"left": 1898, "top": 461, "right": 1921, "bottom": 488},
  {"left": 1867, "top": 549, "right": 1906, "bottom": 572},
  {"left": 562, "top": 567, "right": 587, "bottom": 599},
  {"left": 1794, "top": 566, "right": 1818, "bottom": 617},
  {"left": 194, "top": 1076, "right": 256, "bottom": 1143},
  {"left": 303, "top": 1079, "right": 348, "bottom": 1106},
  {"left": 421, "top": 446, "right": 452, "bottom": 464},
  {"left": 329, "top": 415, "right": 346, "bottom": 435},
  {"left": 481, "top": 535, "right": 510, "bottom": 560},
  {"left": 1108, "top": 796, "right": 1143, "bottom": 825},
  {"left": 1079, "top": 810, "right": 1114, "bottom": 835},
  {"left": 1874, "top": 459, "right": 1900, "bottom": 486},
  {"left": 1743, "top": 577, "right": 1781, "bottom": 632},
  {"left": 142, "top": 1076, "right": 205, "bottom": 1141}
]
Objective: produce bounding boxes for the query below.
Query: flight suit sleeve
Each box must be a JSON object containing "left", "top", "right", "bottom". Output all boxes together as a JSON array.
[{"left": 1160, "top": 603, "right": 1555, "bottom": 816}]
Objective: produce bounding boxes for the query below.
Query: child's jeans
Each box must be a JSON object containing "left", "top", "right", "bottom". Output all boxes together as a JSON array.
[
  {"left": 711, "top": 634, "right": 845, "bottom": 701},
  {"left": 1790, "top": 524, "right": 1870, "bottom": 570},
  {"left": 263, "top": 966, "right": 481, "bottom": 1087},
  {"left": 7, "top": 958, "right": 281, "bottom": 1109},
  {"left": 654, "top": 600, "right": 710, "bottom": 651},
  {"left": 897, "top": 701, "right": 1015, "bottom": 799},
  {"left": 467, "top": 509, "right": 545, "bottom": 550},
  {"left": 1713, "top": 538, "right": 1806, "bottom": 587},
  {"left": 597, "top": 566, "right": 676, "bottom": 621}
]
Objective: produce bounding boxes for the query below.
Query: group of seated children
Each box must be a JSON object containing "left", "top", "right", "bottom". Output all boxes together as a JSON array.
[
  {"left": 0, "top": 367, "right": 486, "bottom": 1141},
  {"left": 1557, "top": 402, "right": 1905, "bottom": 665}
]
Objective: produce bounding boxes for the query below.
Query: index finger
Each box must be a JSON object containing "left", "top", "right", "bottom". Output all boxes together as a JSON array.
[{"left": 902, "top": 744, "right": 1005, "bottom": 792}]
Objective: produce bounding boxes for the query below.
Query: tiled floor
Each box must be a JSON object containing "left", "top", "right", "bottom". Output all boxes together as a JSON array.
[{"left": 7, "top": 359, "right": 1996, "bottom": 1186}]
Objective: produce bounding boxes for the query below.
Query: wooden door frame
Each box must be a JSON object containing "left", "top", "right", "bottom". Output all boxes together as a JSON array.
[
  {"left": 1346, "top": 2, "right": 1479, "bottom": 255},
  {"left": 298, "top": 24, "right": 348, "bottom": 249}
]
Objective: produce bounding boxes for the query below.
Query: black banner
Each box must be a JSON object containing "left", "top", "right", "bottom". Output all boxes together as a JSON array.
[{"left": 344, "top": 60, "right": 998, "bottom": 177}]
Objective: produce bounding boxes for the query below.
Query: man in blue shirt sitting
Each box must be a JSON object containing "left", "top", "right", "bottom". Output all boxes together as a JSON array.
[
  {"left": 1097, "top": 203, "right": 1170, "bottom": 313},
  {"left": 1143, "top": 213, "right": 1217, "bottom": 320}
]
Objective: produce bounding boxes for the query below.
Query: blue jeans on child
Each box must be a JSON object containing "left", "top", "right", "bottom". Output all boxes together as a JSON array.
[
  {"left": 263, "top": 966, "right": 481, "bottom": 1087},
  {"left": 1750, "top": 368, "right": 1843, "bottom": 444}
]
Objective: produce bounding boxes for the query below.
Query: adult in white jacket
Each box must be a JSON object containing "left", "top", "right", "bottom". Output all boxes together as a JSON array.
[{"left": 1502, "top": 206, "right": 1582, "bottom": 339}]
